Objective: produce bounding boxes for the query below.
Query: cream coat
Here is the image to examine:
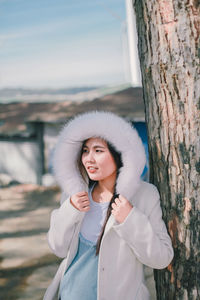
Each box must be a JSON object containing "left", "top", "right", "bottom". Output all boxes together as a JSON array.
[{"left": 43, "top": 112, "right": 174, "bottom": 300}]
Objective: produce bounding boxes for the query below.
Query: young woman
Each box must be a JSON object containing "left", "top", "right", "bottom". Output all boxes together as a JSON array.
[{"left": 44, "top": 111, "right": 174, "bottom": 300}]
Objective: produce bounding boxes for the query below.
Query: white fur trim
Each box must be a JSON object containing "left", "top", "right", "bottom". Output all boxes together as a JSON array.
[{"left": 53, "top": 111, "right": 146, "bottom": 200}]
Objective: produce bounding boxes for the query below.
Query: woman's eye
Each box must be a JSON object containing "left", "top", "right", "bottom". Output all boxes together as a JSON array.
[
  {"left": 96, "top": 149, "right": 103, "bottom": 153},
  {"left": 82, "top": 149, "right": 88, "bottom": 153}
]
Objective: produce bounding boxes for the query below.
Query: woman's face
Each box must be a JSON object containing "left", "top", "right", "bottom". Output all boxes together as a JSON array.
[{"left": 81, "top": 138, "right": 117, "bottom": 182}]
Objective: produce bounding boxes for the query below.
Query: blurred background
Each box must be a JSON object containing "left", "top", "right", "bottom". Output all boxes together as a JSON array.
[
  {"left": 0, "top": 0, "right": 140, "bottom": 90},
  {"left": 0, "top": 0, "right": 155, "bottom": 299}
]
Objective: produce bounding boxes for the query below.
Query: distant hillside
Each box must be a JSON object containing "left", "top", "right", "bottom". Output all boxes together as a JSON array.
[
  {"left": 0, "top": 87, "right": 99, "bottom": 103},
  {"left": 0, "top": 84, "right": 131, "bottom": 103}
]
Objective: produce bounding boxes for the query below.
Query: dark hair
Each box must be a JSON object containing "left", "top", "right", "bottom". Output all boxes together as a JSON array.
[
  {"left": 78, "top": 139, "right": 123, "bottom": 255},
  {"left": 96, "top": 142, "right": 123, "bottom": 255}
]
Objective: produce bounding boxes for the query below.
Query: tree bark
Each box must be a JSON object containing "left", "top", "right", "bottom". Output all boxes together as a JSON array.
[{"left": 134, "top": 1, "right": 200, "bottom": 299}]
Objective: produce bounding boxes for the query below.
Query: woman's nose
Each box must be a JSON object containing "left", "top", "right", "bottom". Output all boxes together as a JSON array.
[{"left": 87, "top": 151, "right": 95, "bottom": 162}]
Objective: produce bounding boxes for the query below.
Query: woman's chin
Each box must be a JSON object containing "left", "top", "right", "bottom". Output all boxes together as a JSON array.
[
  {"left": 87, "top": 173, "right": 102, "bottom": 181},
  {"left": 88, "top": 175, "right": 100, "bottom": 181}
]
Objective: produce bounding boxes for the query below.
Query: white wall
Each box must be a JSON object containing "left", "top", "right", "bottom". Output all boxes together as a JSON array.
[
  {"left": 0, "top": 140, "right": 42, "bottom": 184},
  {"left": 43, "top": 124, "right": 61, "bottom": 173}
]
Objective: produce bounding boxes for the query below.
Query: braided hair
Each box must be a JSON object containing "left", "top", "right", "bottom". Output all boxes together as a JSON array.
[{"left": 95, "top": 142, "right": 122, "bottom": 255}]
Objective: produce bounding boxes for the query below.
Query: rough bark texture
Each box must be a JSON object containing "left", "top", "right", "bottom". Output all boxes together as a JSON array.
[{"left": 134, "top": 1, "right": 200, "bottom": 299}]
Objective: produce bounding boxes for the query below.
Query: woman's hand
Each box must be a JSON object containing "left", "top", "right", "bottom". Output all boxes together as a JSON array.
[
  {"left": 111, "top": 194, "right": 133, "bottom": 223},
  {"left": 70, "top": 191, "right": 90, "bottom": 212}
]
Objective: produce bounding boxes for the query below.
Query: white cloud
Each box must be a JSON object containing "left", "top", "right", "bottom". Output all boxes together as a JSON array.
[
  {"left": 0, "top": 19, "right": 75, "bottom": 42},
  {"left": 0, "top": 26, "right": 130, "bottom": 88},
  {"left": 0, "top": 0, "right": 130, "bottom": 88},
  {"left": 0, "top": 49, "right": 126, "bottom": 88}
]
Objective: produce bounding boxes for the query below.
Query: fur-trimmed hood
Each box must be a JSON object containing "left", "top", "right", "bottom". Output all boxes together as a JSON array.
[{"left": 53, "top": 111, "right": 146, "bottom": 200}]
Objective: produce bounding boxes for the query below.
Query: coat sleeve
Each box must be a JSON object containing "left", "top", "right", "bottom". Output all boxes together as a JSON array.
[
  {"left": 47, "top": 193, "right": 84, "bottom": 258},
  {"left": 113, "top": 187, "right": 174, "bottom": 269}
]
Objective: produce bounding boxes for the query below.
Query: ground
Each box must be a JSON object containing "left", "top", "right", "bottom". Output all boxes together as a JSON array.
[{"left": 0, "top": 184, "right": 156, "bottom": 299}]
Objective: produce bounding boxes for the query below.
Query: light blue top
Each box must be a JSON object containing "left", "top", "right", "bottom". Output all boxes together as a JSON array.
[
  {"left": 80, "top": 185, "right": 109, "bottom": 243},
  {"left": 59, "top": 185, "right": 110, "bottom": 300},
  {"left": 59, "top": 233, "right": 98, "bottom": 300}
]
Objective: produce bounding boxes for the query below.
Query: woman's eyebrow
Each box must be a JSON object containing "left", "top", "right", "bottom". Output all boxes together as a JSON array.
[
  {"left": 83, "top": 145, "right": 105, "bottom": 149},
  {"left": 93, "top": 145, "right": 106, "bottom": 149}
]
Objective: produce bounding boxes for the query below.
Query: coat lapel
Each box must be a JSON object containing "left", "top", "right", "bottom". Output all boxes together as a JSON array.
[{"left": 104, "top": 214, "right": 118, "bottom": 235}]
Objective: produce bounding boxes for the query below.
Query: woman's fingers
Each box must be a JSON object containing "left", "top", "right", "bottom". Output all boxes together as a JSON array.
[
  {"left": 70, "top": 191, "right": 90, "bottom": 211},
  {"left": 82, "top": 199, "right": 90, "bottom": 205},
  {"left": 82, "top": 205, "right": 90, "bottom": 212},
  {"left": 114, "top": 198, "right": 121, "bottom": 206},
  {"left": 111, "top": 198, "right": 121, "bottom": 210},
  {"left": 76, "top": 191, "right": 88, "bottom": 197},
  {"left": 79, "top": 195, "right": 90, "bottom": 210},
  {"left": 111, "top": 202, "right": 117, "bottom": 210},
  {"left": 81, "top": 200, "right": 90, "bottom": 207},
  {"left": 111, "top": 194, "right": 133, "bottom": 223},
  {"left": 80, "top": 202, "right": 90, "bottom": 211},
  {"left": 77, "top": 197, "right": 88, "bottom": 204}
]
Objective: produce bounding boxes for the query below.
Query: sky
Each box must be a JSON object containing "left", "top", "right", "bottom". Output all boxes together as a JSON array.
[{"left": 0, "top": 0, "right": 131, "bottom": 88}]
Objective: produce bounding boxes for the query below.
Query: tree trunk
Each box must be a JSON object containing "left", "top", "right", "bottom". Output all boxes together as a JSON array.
[{"left": 134, "top": 0, "right": 200, "bottom": 299}]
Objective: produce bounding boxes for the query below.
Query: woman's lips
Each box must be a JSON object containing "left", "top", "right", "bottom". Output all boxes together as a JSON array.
[{"left": 87, "top": 166, "right": 98, "bottom": 173}]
